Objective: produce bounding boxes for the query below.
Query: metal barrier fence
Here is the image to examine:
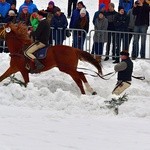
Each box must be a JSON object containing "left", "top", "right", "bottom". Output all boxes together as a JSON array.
[
  {"left": 89, "top": 30, "right": 150, "bottom": 60},
  {"left": 50, "top": 28, "right": 88, "bottom": 51},
  {"left": 0, "top": 22, "right": 150, "bottom": 60}
]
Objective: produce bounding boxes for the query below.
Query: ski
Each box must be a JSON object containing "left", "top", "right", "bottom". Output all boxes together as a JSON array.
[{"left": 104, "top": 93, "right": 128, "bottom": 115}]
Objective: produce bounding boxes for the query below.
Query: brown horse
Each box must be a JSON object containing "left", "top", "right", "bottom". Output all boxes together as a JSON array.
[{"left": 0, "top": 23, "right": 102, "bottom": 94}]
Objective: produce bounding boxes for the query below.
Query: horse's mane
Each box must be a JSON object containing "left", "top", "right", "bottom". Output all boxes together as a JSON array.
[{"left": 7, "top": 22, "right": 32, "bottom": 45}]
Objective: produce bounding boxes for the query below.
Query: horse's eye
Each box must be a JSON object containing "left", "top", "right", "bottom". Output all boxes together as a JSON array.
[{"left": 6, "top": 27, "right": 11, "bottom": 33}]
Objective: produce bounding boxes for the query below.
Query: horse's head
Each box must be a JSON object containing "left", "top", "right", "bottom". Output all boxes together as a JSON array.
[
  {"left": 0, "top": 23, "right": 32, "bottom": 53},
  {"left": 0, "top": 23, "right": 11, "bottom": 40}
]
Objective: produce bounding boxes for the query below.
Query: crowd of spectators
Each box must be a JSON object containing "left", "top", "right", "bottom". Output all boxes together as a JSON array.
[{"left": 0, "top": 0, "right": 149, "bottom": 62}]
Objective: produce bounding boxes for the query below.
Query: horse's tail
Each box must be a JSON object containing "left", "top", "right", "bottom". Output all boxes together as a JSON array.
[{"left": 78, "top": 50, "right": 102, "bottom": 75}]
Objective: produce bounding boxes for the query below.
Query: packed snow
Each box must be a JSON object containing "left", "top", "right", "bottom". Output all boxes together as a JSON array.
[{"left": 0, "top": 0, "right": 150, "bottom": 150}]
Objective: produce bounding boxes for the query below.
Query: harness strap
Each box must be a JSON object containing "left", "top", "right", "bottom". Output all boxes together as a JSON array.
[{"left": 132, "top": 75, "right": 145, "bottom": 80}]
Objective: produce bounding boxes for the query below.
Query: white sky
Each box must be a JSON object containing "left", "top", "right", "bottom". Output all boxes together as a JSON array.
[{"left": 0, "top": 0, "right": 150, "bottom": 150}]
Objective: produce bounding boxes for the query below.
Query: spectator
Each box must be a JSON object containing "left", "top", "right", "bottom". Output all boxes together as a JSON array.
[
  {"left": 9, "top": 3, "right": 17, "bottom": 15},
  {"left": 99, "top": 0, "right": 110, "bottom": 11},
  {"left": 119, "top": 0, "right": 134, "bottom": 13},
  {"left": 44, "top": 1, "right": 57, "bottom": 46},
  {"left": 112, "top": 50, "right": 133, "bottom": 95},
  {"left": 72, "top": 7, "right": 89, "bottom": 50},
  {"left": 0, "top": 0, "right": 11, "bottom": 23},
  {"left": 131, "top": 0, "right": 150, "bottom": 59},
  {"left": 104, "top": 3, "right": 117, "bottom": 61},
  {"left": 67, "top": 0, "right": 78, "bottom": 18},
  {"left": 5, "top": 9, "right": 17, "bottom": 23},
  {"left": 91, "top": 11, "right": 108, "bottom": 62},
  {"left": 93, "top": 3, "right": 106, "bottom": 25},
  {"left": 0, "top": 0, "right": 10, "bottom": 53},
  {"left": 30, "top": 12, "right": 39, "bottom": 31},
  {"left": 19, "top": 0, "right": 38, "bottom": 14},
  {"left": 69, "top": 1, "right": 89, "bottom": 29},
  {"left": 17, "top": 6, "right": 30, "bottom": 26},
  {"left": 45, "top": 1, "right": 56, "bottom": 14},
  {"left": 113, "top": 6, "right": 129, "bottom": 63},
  {"left": 6, "top": 0, "right": 16, "bottom": 5},
  {"left": 126, "top": 7, "right": 136, "bottom": 47},
  {"left": 50, "top": 7, "right": 68, "bottom": 45}
]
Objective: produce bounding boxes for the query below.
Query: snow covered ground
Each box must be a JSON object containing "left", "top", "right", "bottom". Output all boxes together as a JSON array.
[{"left": 0, "top": 0, "right": 150, "bottom": 150}]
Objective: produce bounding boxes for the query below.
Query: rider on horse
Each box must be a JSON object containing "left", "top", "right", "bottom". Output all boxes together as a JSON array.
[{"left": 24, "top": 10, "right": 50, "bottom": 72}]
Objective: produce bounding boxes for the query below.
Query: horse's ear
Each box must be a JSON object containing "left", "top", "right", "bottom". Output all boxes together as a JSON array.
[{"left": 5, "top": 27, "right": 11, "bottom": 33}]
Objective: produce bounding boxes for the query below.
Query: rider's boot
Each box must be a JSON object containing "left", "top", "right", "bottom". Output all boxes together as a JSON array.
[{"left": 34, "top": 59, "right": 44, "bottom": 70}]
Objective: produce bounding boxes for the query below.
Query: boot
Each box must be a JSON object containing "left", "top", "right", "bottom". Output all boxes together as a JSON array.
[
  {"left": 34, "top": 59, "right": 44, "bottom": 70},
  {"left": 104, "top": 56, "right": 109, "bottom": 61},
  {"left": 112, "top": 58, "right": 120, "bottom": 64}
]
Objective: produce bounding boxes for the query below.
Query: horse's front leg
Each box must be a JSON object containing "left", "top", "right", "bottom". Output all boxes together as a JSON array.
[
  {"left": 0, "top": 67, "right": 18, "bottom": 82},
  {"left": 20, "top": 69, "right": 30, "bottom": 85}
]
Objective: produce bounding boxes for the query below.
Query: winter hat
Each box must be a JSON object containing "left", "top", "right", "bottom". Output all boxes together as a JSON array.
[
  {"left": 120, "top": 50, "right": 129, "bottom": 56},
  {"left": 8, "top": 10, "right": 16, "bottom": 16},
  {"left": 98, "top": 11, "right": 104, "bottom": 15},
  {"left": 53, "top": 7, "right": 61, "bottom": 14},
  {"left": 22, "top": 5, "right": 28, "bottom": 11},
  {"left": 37, "top": 11, "right": 47, "bottom": 17},
  {"left": 99, "top": 3, "right": 105, "bottom": 10},
  {"left": 48, "top": 1, "right": 54, "bottom": 6},
  {"left": 118, "top": 6, "right": 124, "bottom": 11},
  {"left": 80, "top": 8, "right": 86, "bottom": 14},
  {"left": 78, "top": 1, "right": 85, "bottom": 7}
]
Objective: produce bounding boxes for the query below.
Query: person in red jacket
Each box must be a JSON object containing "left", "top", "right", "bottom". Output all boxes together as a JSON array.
[{"left": 99, "top": 0, "right": 110, "bottom": 11}]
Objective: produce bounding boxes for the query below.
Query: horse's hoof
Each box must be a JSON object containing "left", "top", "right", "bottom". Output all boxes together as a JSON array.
[{"left": 92, "top": 91, "right": 97, "bottom": 95}]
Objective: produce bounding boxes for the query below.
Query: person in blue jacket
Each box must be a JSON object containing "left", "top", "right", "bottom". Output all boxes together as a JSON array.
[
  {"left": 6, "top": 0, "right": 16, "bottom": 5},
  {"left": 19, "top": 0, "right": 38, "bottom": 14},
  {"left": 69, "top": 1, "right": 89, "bottom": 29},
  {"left": 0, "top": 0, "right": 10, "bottom": 23},
  {"left": 50, "top": 7, "right": 68, "bottom": 45},
  {"left": 119, "top": 0, "right": 134, "bottom": 13},
  {"left": 92, "top": 3, "right": 106, "bottom": 25}
]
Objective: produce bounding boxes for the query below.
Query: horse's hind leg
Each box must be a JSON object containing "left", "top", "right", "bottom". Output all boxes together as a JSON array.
[
  {"left": 71, "top": 73, "right": 85, "bottom": 94},
  {"left": 78, "top": 72, "right": 97, "bottom": 95},
  {"left": 60, "top": 68, "right": 86, "bottom": 94}
]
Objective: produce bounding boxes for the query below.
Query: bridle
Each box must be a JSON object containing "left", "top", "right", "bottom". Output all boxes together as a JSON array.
[{"left": 0, "top": 25, "right": 7, "bottom": 39}]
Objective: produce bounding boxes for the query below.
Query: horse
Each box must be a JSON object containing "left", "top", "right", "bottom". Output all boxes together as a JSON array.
[{"left": 0, "top": 23, "right": 102, "bottom": 94}]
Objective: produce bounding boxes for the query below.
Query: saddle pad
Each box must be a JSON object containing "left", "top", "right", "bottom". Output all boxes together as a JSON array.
[{"left": 34, "top": 47, "right": 48, "bottom": 59}]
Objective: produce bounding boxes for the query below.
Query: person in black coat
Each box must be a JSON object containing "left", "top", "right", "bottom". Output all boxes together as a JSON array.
[
  {"left": 24, "top": 11, "right": 50, "bottom": 72},
  {"left": 104, "top": 3, "right": 117, "bottom": 61},
  {"left": 50, "top": 7, "right": 68, "bottom": 45},
  {"left": 131, "top": 0, "right": 150, "bottom": 59},
  {"left": 113, "top": 6, "right": 129, "bottom": 63}
]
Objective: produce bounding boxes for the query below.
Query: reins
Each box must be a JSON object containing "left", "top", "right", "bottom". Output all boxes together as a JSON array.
[
  {"left": 77, "top": 67, "right": 115, "bottom": 80},
  {"left": 78, "top": 67, "right": 145, "bottom": 81},
  {"left": 132, "top": 75, "right": 145, "bottom": 80}
]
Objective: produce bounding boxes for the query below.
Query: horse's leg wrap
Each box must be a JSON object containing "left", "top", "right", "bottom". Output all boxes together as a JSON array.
[{"left": 84, "top": 82, "right": 96, "bottom": 94}]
